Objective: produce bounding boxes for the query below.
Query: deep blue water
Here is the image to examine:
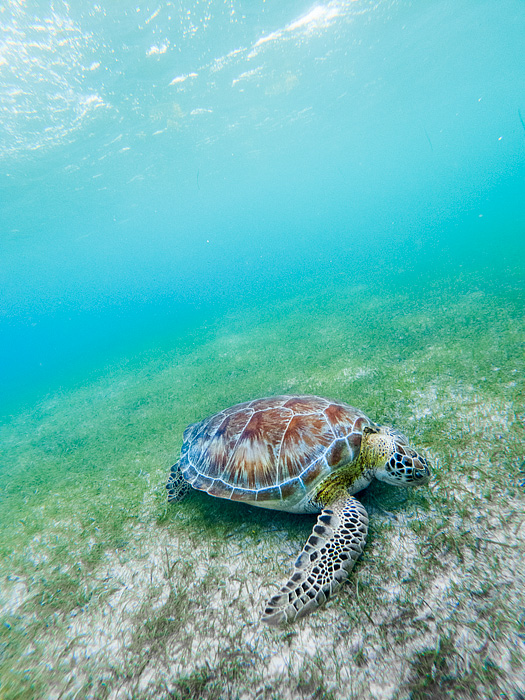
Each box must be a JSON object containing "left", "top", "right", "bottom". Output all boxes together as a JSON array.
[{"left": 1, "top": 0, "right": 524, "bottom": 417}]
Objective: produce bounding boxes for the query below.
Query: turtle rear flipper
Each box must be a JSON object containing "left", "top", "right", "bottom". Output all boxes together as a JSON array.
[
  {"left": 166, "top": 461, "right": 192, "bottom": 503},
  {"left": 262, "top": 495, "right": 369, "bottom": 625}
]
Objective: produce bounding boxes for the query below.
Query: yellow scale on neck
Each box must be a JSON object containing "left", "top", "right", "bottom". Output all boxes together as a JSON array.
[{"left": 314, "top": 431, "right": 391, "bottom": 506}]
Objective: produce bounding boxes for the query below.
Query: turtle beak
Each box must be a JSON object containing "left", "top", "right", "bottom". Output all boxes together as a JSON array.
[{"left": 411, "top": 455, "right": 431, "bottom": 484}]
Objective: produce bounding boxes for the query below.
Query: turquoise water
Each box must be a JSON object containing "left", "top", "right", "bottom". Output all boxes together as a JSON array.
[
  {"left": 1, "top": 2, "right": 524, "bottom": 698},
  {"left": 1, "top": 0, "right": 524, "bottom": 417}
]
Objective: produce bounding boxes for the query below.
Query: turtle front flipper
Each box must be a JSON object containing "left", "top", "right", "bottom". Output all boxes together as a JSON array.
[
  {"left": 166, "top": 461, "right": 192, "bottom": 503},
  {"left": 262, "top": 496, "right": 369, "bottom": 625}
]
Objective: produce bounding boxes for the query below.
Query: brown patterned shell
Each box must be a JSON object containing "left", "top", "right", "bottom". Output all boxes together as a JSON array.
[{"left": 179, "top": 395, "right": 374, "bottom": 509}]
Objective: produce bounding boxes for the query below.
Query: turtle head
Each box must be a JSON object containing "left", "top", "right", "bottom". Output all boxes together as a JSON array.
[{"left": 361, "top": 425, "right": 431, "bottom": 487}]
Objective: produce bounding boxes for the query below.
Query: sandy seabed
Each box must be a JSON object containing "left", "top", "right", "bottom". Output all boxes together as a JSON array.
[{"left": 1, "top": 273, "right": 524, "bottom": 699}]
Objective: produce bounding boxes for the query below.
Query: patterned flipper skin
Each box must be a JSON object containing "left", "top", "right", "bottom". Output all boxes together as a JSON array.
[{"left": 262, "top": 495, "right": 369, "bottom": 625}]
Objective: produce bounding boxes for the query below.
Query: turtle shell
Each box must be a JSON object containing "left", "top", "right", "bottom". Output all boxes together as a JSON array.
[{"left": 179, "top": 395, "right": 374, "bottom": 511}]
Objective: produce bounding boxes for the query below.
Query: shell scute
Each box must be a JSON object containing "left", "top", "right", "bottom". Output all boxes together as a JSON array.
[
  {"left": 207, "top": 480, "right": 234, "bottom": 499},
  {"left": 283, "top": 396, "right": 328, "bottom": 414},
  {"left": 190, "top": 472, "right": 212, "bottom": 492},
  {"left": 280, "top": 479, "right": 303, "bottom": 501},
  {"left": 183, "top": 462, "right": 199, "bottom": 484},
  {"left": 325, "top": 440, "right": 349, "bottom": 468},
  {"left": 324, "top": 403, "right": 365, "bottom": 438},
  {"left": 201, "top": 409, "right": 253, "bottom": 476},
  {"left": 249, "top": 396, "right": 289, "bottom": 412},
  {"left": 228, "top": 407, "right": 291, "bottom": 488},
  {"left": 347, "top": 430, "right": 364, "bottom": 451},
  {"left": 278, "top": 413, "right": 332, "bottom": 481},
  {"left": 230, "top": 486, "right": 253, "bottom": 502},
  {"left": 255, "top": 485, "right": 283, "bottom": 502},
  {"left": 222, "top": 400, "right": 252, "bottom": 417},
  {"left": 299, "top": 458, "right": 325, "bottom": 486}
]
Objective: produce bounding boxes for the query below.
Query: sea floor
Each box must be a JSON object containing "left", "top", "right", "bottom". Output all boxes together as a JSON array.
[{"left": 1, "top": 266, "right": 524, "bottom": 700}]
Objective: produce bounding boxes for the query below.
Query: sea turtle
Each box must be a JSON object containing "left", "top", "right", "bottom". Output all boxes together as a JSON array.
[{"left": 166, "top": 394, "right": 430, "bottom": 625}]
